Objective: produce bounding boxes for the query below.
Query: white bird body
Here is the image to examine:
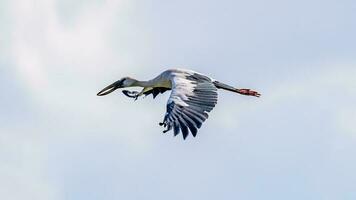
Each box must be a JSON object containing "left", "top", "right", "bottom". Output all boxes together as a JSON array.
[{"left": 97, "top": 68, "right": 260, "bottom": 139}]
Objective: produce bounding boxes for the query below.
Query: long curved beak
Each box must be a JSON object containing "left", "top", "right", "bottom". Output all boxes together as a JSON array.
[{"left": 97, "top": 80, "right": 123, "bottom": 96}]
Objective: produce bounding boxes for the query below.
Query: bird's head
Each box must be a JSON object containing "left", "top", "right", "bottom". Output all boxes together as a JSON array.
[{"left": 97, "top": 77, "right": 137, "bottom": 96}]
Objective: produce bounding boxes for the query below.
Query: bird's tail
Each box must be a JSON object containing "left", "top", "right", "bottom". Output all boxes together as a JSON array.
[{"left": 213, "top": 81, "right": 261, "bottom": 97}]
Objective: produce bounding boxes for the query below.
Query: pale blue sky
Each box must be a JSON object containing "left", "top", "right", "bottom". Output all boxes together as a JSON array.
[{"left": 1, "top": 0, "right": 356, "bottom": 200}]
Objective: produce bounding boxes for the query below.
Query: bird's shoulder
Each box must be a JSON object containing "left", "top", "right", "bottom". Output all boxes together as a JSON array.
[
  {"left": 162, "top": 68, "right": 197, "bottom": 76},
  {"left": 162, "top": 68, "right": 212, "bottom": 82}
]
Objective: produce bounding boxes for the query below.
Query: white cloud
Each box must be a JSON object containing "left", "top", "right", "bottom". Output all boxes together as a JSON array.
[
  {"left": 2, "top": 1, "right": 145, "bottom": 199},
  {"left": 336, "top": 108, "right": 356, "bottom": 138},
  {"left": 0, "top": 130, "right": 61, "bottom": 200},
  {"left": 10, "top": 0, "right": 129, "bottom": 95}
]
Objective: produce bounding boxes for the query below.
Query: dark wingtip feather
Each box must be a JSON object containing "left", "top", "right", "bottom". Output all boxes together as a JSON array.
[
  {"left": 191, "top": 128, "right": 197, "bottom": 137},
  {"left": 179, "top": 120, "right": 189, "bottom": 140},
  {"left": 173, "top": 122, "right": 180, "bottom": 136}
]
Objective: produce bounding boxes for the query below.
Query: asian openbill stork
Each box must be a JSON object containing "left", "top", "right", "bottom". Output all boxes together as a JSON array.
[{"left": 97, "top": 69, "right": 260, "bottom": 139}]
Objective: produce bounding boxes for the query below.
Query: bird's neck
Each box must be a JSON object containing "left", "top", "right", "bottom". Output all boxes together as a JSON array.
[{"left": 134, "top": 80, "right": 153, "bottom": 87}]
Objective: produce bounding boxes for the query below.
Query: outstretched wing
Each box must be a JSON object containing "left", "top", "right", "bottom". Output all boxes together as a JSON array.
[{"left": 161, "top": 72, "right": 218, "bottom": 139}]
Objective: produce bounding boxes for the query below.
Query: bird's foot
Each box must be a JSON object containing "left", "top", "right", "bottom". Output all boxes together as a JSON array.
[
  {"left": 237, "top": 89, "right": 261, "bottom": 97},
  {"left": 159, "top": 122, "right": 170, "bottom": 133},
  {"left": 159, "top": 122, "right": 167, "bottom": 127},
  {"left": 122, "top": 90, "right": 140, "bottom": 99}
]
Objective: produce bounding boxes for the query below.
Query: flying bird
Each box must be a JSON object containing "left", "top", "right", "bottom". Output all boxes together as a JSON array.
[{"left": 97, "top": 69, "right": 260, "bottom": 139}]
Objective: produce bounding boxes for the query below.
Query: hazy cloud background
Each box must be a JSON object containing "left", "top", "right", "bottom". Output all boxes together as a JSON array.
[{"left": 1, "top": 0, "right": 356, "bottom": 199}]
